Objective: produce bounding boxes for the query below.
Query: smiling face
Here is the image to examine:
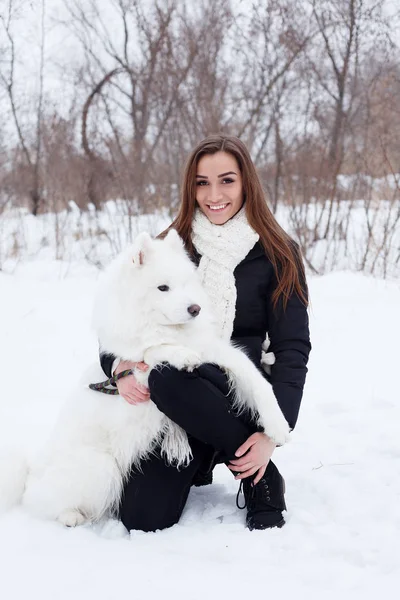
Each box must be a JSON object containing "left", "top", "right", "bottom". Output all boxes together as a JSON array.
[{"left": 195, "top": 151, "right": 244, "bottom": 225}]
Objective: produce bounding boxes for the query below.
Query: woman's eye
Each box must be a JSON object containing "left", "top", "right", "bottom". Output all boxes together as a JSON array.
[
  {"left": 157, "top": 285, "right": 170, "bottom": 292},
  {"left": 196, "top": 180, "right": 208, "bottom": 186},
  {"left": 222, "top": 178, "right": 234, "bottom": 184}
]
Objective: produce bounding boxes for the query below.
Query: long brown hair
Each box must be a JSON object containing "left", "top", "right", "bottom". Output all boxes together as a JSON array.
[{"left": 161, "top": 134, "right": 308, "bottom": 309}]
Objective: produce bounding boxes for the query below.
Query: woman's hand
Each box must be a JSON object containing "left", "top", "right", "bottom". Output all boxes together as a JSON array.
[
  {"left": 228, "top": 432, "right": 276, "bottom": 485},
  {"left": 115, "top": 360, "right": 150, "bottom": 405}
]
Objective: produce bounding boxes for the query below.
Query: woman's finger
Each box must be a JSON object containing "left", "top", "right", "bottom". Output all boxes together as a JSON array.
[
  {"left": 136, "top": 362, "right": 149, "bottom": 372},
  {"left": 229, "top": 453, "right": 258, "bottom": 468},
  {"left": 253, "top": 464, "right": 268, "bottom": 485},
  {"left": 132, "top": 387, "right": 149, "bottom": 399},
  {"left": 130, "top": 394, "right": 148, "bottom": 404},
  {"left": 235, "top": 434, "right": 257, "bottom": 457},
  {"left": 122, "top": 395, "right": 137, "bottom": 405},
  {"left": 234, "top": 465, "right": 259, "bottom": 480},
  {"left": 119, "top": 383, "right": 147, "bottom": 399},
  {"left": 135, "top": 383, "right": 150, "bottom": 394},
  {"left": 134, "top": 394, "right": 151, "bottom": 404},
  {"left": 228, "top": 460, "right": 254, "bottom": 472}
]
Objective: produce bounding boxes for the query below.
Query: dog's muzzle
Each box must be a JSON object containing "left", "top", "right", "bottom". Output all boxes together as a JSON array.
[{"left": 187, "top": 304, "right": 201, "bottom": 317}]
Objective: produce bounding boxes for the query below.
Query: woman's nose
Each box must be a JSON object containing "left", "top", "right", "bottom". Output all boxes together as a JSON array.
[{"left": 208, "top": 185, "right": 223, "bottom": 202}]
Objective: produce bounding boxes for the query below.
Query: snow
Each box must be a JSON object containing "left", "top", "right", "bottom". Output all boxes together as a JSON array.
[
  {"left": 2, "top": 198, "right": 399, "bottom": 280},
  {"left": 1, "top": 256, "right": 400, "bottom": 599}
]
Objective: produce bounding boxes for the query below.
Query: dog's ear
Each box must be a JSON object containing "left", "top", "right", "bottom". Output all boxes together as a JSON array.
[
  {"left": 165, "top": 228, "right": 184, "bottom": 252},
  {"left": 132, "top": 232, "right": 153, "bottom": 266}
]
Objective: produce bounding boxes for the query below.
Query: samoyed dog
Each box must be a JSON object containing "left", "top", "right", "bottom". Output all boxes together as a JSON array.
[{"left": 1, "top": 229, "right": 290, "bottom": 527}]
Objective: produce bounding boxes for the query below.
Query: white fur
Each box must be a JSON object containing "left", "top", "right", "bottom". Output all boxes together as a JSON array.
[
  {"left": 5, "top": 229, "right": 290, "bottom": 526},
  {"left": 0, "top": 449, "right": 28, "bottom": 514}
]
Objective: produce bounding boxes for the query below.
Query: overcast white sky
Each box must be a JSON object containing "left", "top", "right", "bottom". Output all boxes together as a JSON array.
[{"left": 1, "top": 0, "right": 399, "bottom": 143}]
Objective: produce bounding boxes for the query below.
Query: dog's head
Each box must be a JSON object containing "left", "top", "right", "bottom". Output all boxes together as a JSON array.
[{"left": 106, "top": 229, "right": 209, "bottom": 327}]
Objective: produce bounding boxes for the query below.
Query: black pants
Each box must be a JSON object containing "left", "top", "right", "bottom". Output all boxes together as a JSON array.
[{"left": 118, "top": 364, "right": 257, "bottom": 532}]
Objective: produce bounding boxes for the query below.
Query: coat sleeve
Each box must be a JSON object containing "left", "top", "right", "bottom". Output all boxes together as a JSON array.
[
  {"left": 99, "top": 348, "right": 117, "bottom": 378},
  {"left": 266, "top": 276, "right": 311, "bottom": 431}
]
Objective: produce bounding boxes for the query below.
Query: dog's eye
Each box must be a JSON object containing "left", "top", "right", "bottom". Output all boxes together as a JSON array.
[{"left": 157, "top": 285, "right": 170, "bottom": 292}]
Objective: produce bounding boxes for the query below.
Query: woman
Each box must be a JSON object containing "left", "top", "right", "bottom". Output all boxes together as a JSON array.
[{"left": 100, "top": 134, "right": 311, "bottom": 533}]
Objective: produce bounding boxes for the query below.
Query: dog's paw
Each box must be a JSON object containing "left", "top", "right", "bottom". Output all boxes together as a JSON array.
[
  {"left": 57, "top": 509, "right": 86, "bottom": 527},
  {"left": 134, "top": 368, "right": 149, "bottom": 386},
  {"left": 171, "top": 348, "right": 202, "bottom": 372},
  {"left": 183, "top": 351, "right": 202, "bottom": 372},
  {"left": 143, "top": 347, "right": 162, "bottom": 367},
  {"left": 145, "top": 345, "right": 202, "bottom": 372}
]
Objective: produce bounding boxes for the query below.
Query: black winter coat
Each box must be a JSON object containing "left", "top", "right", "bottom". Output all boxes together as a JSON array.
[{"left": 100, "top": 240, "right": 311, "bottom": 430}]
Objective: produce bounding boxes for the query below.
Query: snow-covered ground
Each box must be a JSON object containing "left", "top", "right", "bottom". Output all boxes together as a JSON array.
[{"left": 0, "top": 256, "right": 399, "bottom": 600}]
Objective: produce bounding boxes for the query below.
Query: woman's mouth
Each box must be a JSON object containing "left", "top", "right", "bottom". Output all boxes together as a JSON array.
[{"left": 207, "top": 203, "right": 229, "bottom": 212}]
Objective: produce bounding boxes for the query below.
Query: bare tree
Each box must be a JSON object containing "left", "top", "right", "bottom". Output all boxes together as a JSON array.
[
  {"left": 59, "top": 0, "right": 230, "bottom": 234},
  {"left": 0, "top": 0, "right": 47, "bottom": 215},
  {"left": 231, "top": 1, "right": 311, "bottom": 156},
  {"left": 1, "top": 0, "right": 400, "bottom": 277},
  {"left": 302, "top": 0, "right": 394, "bottom": 237}
]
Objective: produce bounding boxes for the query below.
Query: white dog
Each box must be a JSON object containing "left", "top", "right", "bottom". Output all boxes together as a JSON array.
[{"left": 2, "top": 230, "right": 290, "bottom": 527}]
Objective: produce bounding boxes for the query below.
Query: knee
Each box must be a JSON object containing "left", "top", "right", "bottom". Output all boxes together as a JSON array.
[
  {"left": 148, "top": 363, "right": 181, "bottom": 386},
  {"left": 148, "top": 363, "right": 230, "bottom": 410},
  {"left": 120, "top": 510, "right": 179, "bottom": 534},
  {"left": 148, "top": 364, "right": 194, "bottom": 401},
  {"left": 148, "top": 364, "right": 192, "bottom": 416},
  {"left": 119, "top": 479, "right": 183, "bottom": 533},
  {"left": 148, "top": 363, "right": 221, "bottom": 389}
]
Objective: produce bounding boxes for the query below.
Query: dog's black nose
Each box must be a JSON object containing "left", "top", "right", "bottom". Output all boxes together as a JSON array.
[{"left": 188, "top": 304, "right": 201, "bottom": 317}]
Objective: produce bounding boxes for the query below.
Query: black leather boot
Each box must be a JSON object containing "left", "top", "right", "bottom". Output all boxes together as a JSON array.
[{"left": 237, "top": 461, "right": 286, "bottom": 530}]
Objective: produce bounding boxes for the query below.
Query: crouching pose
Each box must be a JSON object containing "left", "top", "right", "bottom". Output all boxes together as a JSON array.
[
  {"left": 101, "top": 134, "right": 311, "bottom": 532},
  {"left": 17, "top": 222, "right": 290, "bottom": 529}
]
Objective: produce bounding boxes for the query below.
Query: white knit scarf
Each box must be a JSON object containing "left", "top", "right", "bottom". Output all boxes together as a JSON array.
[{"left": 191, "top": 206, "right": 259, "bottom": 340}]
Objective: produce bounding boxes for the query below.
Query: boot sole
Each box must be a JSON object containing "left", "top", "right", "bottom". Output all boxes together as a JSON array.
[{"left": 246, "top": 516, "right": 286, "bottom": 531}]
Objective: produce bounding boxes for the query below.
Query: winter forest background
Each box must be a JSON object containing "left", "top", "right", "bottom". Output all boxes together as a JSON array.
[
  {"left": 1, "top": 2, "right": 400, "bottom": 600},
  {"left": 1, "top": 0, "right": 399, "bottom": 276}
]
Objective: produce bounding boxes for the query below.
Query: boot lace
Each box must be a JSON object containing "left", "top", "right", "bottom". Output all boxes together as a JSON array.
[
  {"left": 236, "top": 479, "right": 255, "bottom": 510},
  {"left": 236, "top": 476, "right": 272, "bottom": 510},
  {"left": 236, "top": 480, "right": 246, "bottom": 509}
]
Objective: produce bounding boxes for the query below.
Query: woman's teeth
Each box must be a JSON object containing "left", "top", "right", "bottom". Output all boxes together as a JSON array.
[{"left": 208, "top": 204, "right": 228, "bottom": 211}]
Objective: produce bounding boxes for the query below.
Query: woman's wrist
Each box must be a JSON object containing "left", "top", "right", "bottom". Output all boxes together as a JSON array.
[{"left": 115, "top": 360, "right": 141, "bottom": 376}]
